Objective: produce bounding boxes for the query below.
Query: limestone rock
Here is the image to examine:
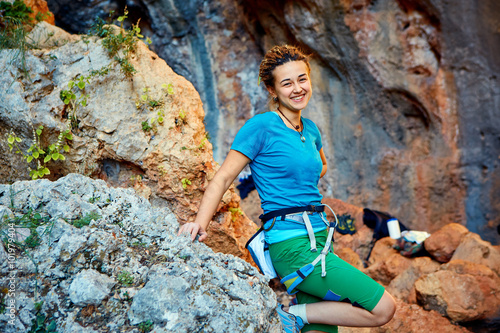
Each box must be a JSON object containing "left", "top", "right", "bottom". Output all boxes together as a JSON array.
[
  {"left": 0, "top": 174, "right": 281, "bottom": 332},
  {"left": 68, "top": 269, "right": 116, "bottom": 306},
  {"left": 0, "top": 20, "right": 254, "bottom": 262},
  {"left": 424, "top": 223, "right": 469, "bottom": 263}
]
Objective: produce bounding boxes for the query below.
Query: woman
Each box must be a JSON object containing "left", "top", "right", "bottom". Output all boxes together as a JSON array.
[{"left": 178, "top": 45, "right": 396, "bottom": 333}]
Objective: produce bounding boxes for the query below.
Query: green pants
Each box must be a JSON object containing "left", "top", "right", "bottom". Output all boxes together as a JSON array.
[{"left": 270, "top": 231, "right": 385, "bottom": 333}]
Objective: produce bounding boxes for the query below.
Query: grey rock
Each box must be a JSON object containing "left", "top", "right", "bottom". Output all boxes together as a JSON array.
[
  {"left": 69, "top": 269, "right": 116, "bottom": 306},
  {"left": 0, "top": 174, "right": 280, "bottom": 332}
]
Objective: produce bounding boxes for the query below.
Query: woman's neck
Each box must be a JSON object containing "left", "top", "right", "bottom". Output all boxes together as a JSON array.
[{"left": 277, "top": 106, "right": 302, "bottom": 130}]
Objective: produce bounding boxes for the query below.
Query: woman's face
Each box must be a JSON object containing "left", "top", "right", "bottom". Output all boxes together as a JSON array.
[{"left": 268, "top": 60, "right": 312, "bottom": 114}]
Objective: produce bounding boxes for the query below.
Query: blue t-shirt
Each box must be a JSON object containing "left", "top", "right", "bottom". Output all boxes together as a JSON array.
[{"left": 231, "top": 112, "right": 327, "bottom": 243}]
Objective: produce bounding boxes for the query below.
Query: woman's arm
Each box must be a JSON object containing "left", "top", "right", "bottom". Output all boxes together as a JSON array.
[
  {"left": 178, "top": 150, "right": 251, "bottom": 241},
  {"left": 319, "top": 148, "right": 327, "bottom": 178}
]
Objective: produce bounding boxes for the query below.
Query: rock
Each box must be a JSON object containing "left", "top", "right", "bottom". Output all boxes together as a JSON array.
[
  {"left": 0, "top": 20, "right": 255, "bottom": 262},
  {"left": 24, "top": 0, "right": 55, "bottom": 25},
  {"left": 0, "top": 175, "right": 281, "bottom": 332},
  {"left": 451, "top": 233, "right": 500, "bottom": 276},
  {"left": 68, "top": 269, "right": 116, "bottom": 306},
  {"left": 414, "top": 259, "right": 500, "bottom": 323},
  {"left": 442, "top": 260, "right": 500, "bottom": 321},
  {"left": 387, "top": 257, "right": 440, "bottom": 303},
  {"left": 340, "top": 299, "right": 470, "bottom": 333},
  {"left": 424, "top": 223, "right": 469, "bottom": 263},
  {"left": 335, "top": 247, "right": 364, "bottom": 271}
]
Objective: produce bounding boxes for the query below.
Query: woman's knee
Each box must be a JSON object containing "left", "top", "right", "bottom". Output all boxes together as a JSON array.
[{"left": 372, "top": 291, "right": 396, "bottom": 325}]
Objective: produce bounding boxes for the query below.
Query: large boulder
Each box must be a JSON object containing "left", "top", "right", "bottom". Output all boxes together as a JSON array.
[
  {"left": 0, "top": 174, "right": 281, "bottom": 332},
  {"left": 424, "top": 223, "right": 469, "bottom": 263},
  {"left": 415, "top": 260, "right": 500, "bottom": 322},
  {"left": 0, "top": 21, "right": 255, "bottom": 261},
  {"left": 451, "top": 233, "right": 500, "bottom": 276}
]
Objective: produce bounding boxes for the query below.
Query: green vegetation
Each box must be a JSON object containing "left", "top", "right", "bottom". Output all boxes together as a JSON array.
[
  {"left": 138, "top": 320, "right": 154, "bottom": 333},
  {"left": 117, "top": 271, "right": 134, "bottom": 286},
  {"left": 137, "top": 84, "right": 174, "bottom": 133},
  {"left": 28, "top": 301, "right": 57, "bottom": 333},
  {"left": 69, "top": 211, "right": 101, "bottom": 228},
  {"left": 181, "top": 178, "right": 191, "bottom": 189},
  {"left": 0, "top": 1, "right": 51, "bottom": 79},
  {"left": 88, "top": 7, "right": 151, "bottom": 77},
  {"left": 7, "top": 125, "right": 72, "bottom": 180},
  {"left": 228, "top": 207, "right": 243, "bottom": 221}
]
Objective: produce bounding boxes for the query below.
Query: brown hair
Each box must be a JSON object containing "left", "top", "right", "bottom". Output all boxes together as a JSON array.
[{"left": 259, "top": 45, "right": 311, "bottom": 89}]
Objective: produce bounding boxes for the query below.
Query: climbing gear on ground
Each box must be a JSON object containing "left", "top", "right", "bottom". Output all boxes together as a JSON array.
[
  {"left": 362, "top": 208, "right": 408, "bottom": 263},
  {"left": 277, "top": 107, "right": 306, "bottom": 142},
  {"left": 336, "top": 213, "right": 356, "bottom": 235},
  {"left": 276, "top": 304, "right": 305, "bottom": 333}
]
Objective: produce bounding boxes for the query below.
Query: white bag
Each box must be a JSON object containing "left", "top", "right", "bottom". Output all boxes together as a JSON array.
[{"left": 245, "top": 228, "right": 277, "bottom": 279}]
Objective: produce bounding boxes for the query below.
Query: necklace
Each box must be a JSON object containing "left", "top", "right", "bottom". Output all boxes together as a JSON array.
[{"left": 277, "top": 107, "right": 306, "bottom": 142}]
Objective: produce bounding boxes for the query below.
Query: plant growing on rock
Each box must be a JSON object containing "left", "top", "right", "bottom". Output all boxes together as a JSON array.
[
  {"left": 6, "top": 125, "right": 72, "bottom": 180},
  {"left": 137, "top": 84, "right": 174, "bottom": 133},
  {"left": 0, "top": 1, "right": 52, "bottom": 79},
  {"left": 88, "top": 7, "right": 152, "bottom": 77}
]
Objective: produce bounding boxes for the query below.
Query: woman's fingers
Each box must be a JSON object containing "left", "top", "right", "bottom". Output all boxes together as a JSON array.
[{"left": 177, "top": 222, "right": 207, "bottom": 242}]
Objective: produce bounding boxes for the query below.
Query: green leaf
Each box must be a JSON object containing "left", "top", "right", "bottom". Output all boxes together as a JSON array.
[
  {"left": 64, "top": 98, "right": 70, "bottom": 104},
  {"left": 43, "top": 167, "right": 50, "bottom": 175},
  {"left": 52, "top": 153, "right": 59, "bottom": 160},
  {"left": 36, "top": 128, "right": 42, "bottom": 136},
  {"left": 141, "top": 94, "right": 148, "bottom": 102},
  {"left": 81, "top": 99, "right": 87, "bottom": 107},
  {"left": 7, "top": 136, "right": 14, "bottom": 144},
  {"left": 161, "top": 83, "right": 167, "bottom": 89},
  {"left": 146, "top": 37, "right": 152, "bottom": 45},
  {"left": 47, "top": 320, "right": 56, "bottom": 331},
  {"left": 27, "top": 156, "right": 33, "bottom": 163},
  {"left": 78, "top": 80, "right": 85, "bottom": 89},
  {"left": 32, "top": 151, "right": 39, "bottom": 158},
  {"left": 49, "top": 144, "right": 55, "bottom": 151},
  {"left": 44, "top": 155, "right": 51, "bottom": 163},
  {"left": 63, "top": 145, "right": 70, "bottom": 152},
  {"left": 59, "top": 155, "right": 66, "bottom": 161},
  {"left": 15, "top": 137, "right": 21, "bottom": 142},
  {"left": 66, "top": 133, "right": 73, "bottom": 140},
  {"left": 68, "top": 81, "right": 74, "bottom": 89}
]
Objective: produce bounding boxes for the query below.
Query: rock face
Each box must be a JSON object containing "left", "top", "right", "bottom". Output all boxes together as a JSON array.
[
  {"left": 44, "top": 0, "right": 500, "bottom": 245},
  {"left": 0, "top": 21, "right": 255, "bottom": 261},
  {"left": 0, "top": 174, "right": 280, "bottom": 333}
]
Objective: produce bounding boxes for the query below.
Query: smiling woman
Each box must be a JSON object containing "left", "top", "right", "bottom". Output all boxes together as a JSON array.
[{"left": 178, "top": 45, "right": 395, "bottom": 333}]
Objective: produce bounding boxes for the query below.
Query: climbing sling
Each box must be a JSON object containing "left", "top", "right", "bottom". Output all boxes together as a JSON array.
[{"left": 245, "top": 204, "right": 339, "bottom": 295}]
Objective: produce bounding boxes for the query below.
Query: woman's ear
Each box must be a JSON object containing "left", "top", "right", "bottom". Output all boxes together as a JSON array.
[{"left": 266, "top": 86, "right": 276, "bottom": 98}]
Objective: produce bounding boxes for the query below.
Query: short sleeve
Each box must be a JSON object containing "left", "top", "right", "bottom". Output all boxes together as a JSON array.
[
  {"left": 305, "top": 118, "right": 323, "bottom": 151},
  {"left": 231, "top": 115, "right": 267, "bottom": 160}
]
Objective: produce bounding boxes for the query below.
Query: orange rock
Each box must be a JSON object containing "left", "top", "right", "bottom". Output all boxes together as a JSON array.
[
  {"left": 23, "top": 0, "right": 55, "bottom": 25},
  {"left": 424, "top": 223, "right": 469, "bottom": 263},
  {"left": 451, "top": 233, "right": 500, "bottom": 276},
  {"left": 365, "top": 251, "right": 413, "bottom": 286},
  {"left": 388, "top": 256, "right": 440, "bottom": 304},
  {"left": 415, "top": 269, "right": 491, "bottom": 322},
  {"left": 335, "top": 247, "right": 364, "bottom": 271}
]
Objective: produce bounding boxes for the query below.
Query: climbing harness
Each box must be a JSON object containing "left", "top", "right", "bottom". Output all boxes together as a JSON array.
[{"left": 246, "top": 204, "right": 339, "bottom": 295}]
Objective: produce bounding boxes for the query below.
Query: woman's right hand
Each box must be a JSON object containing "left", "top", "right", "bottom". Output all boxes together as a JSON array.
[{"left": 177, "top": 222, "right": 208, "bottom": 242}]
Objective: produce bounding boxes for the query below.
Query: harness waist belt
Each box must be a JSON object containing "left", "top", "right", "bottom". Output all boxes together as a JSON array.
[{"left": 259, "top": 205, "right": 325, "bottom": 222}]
